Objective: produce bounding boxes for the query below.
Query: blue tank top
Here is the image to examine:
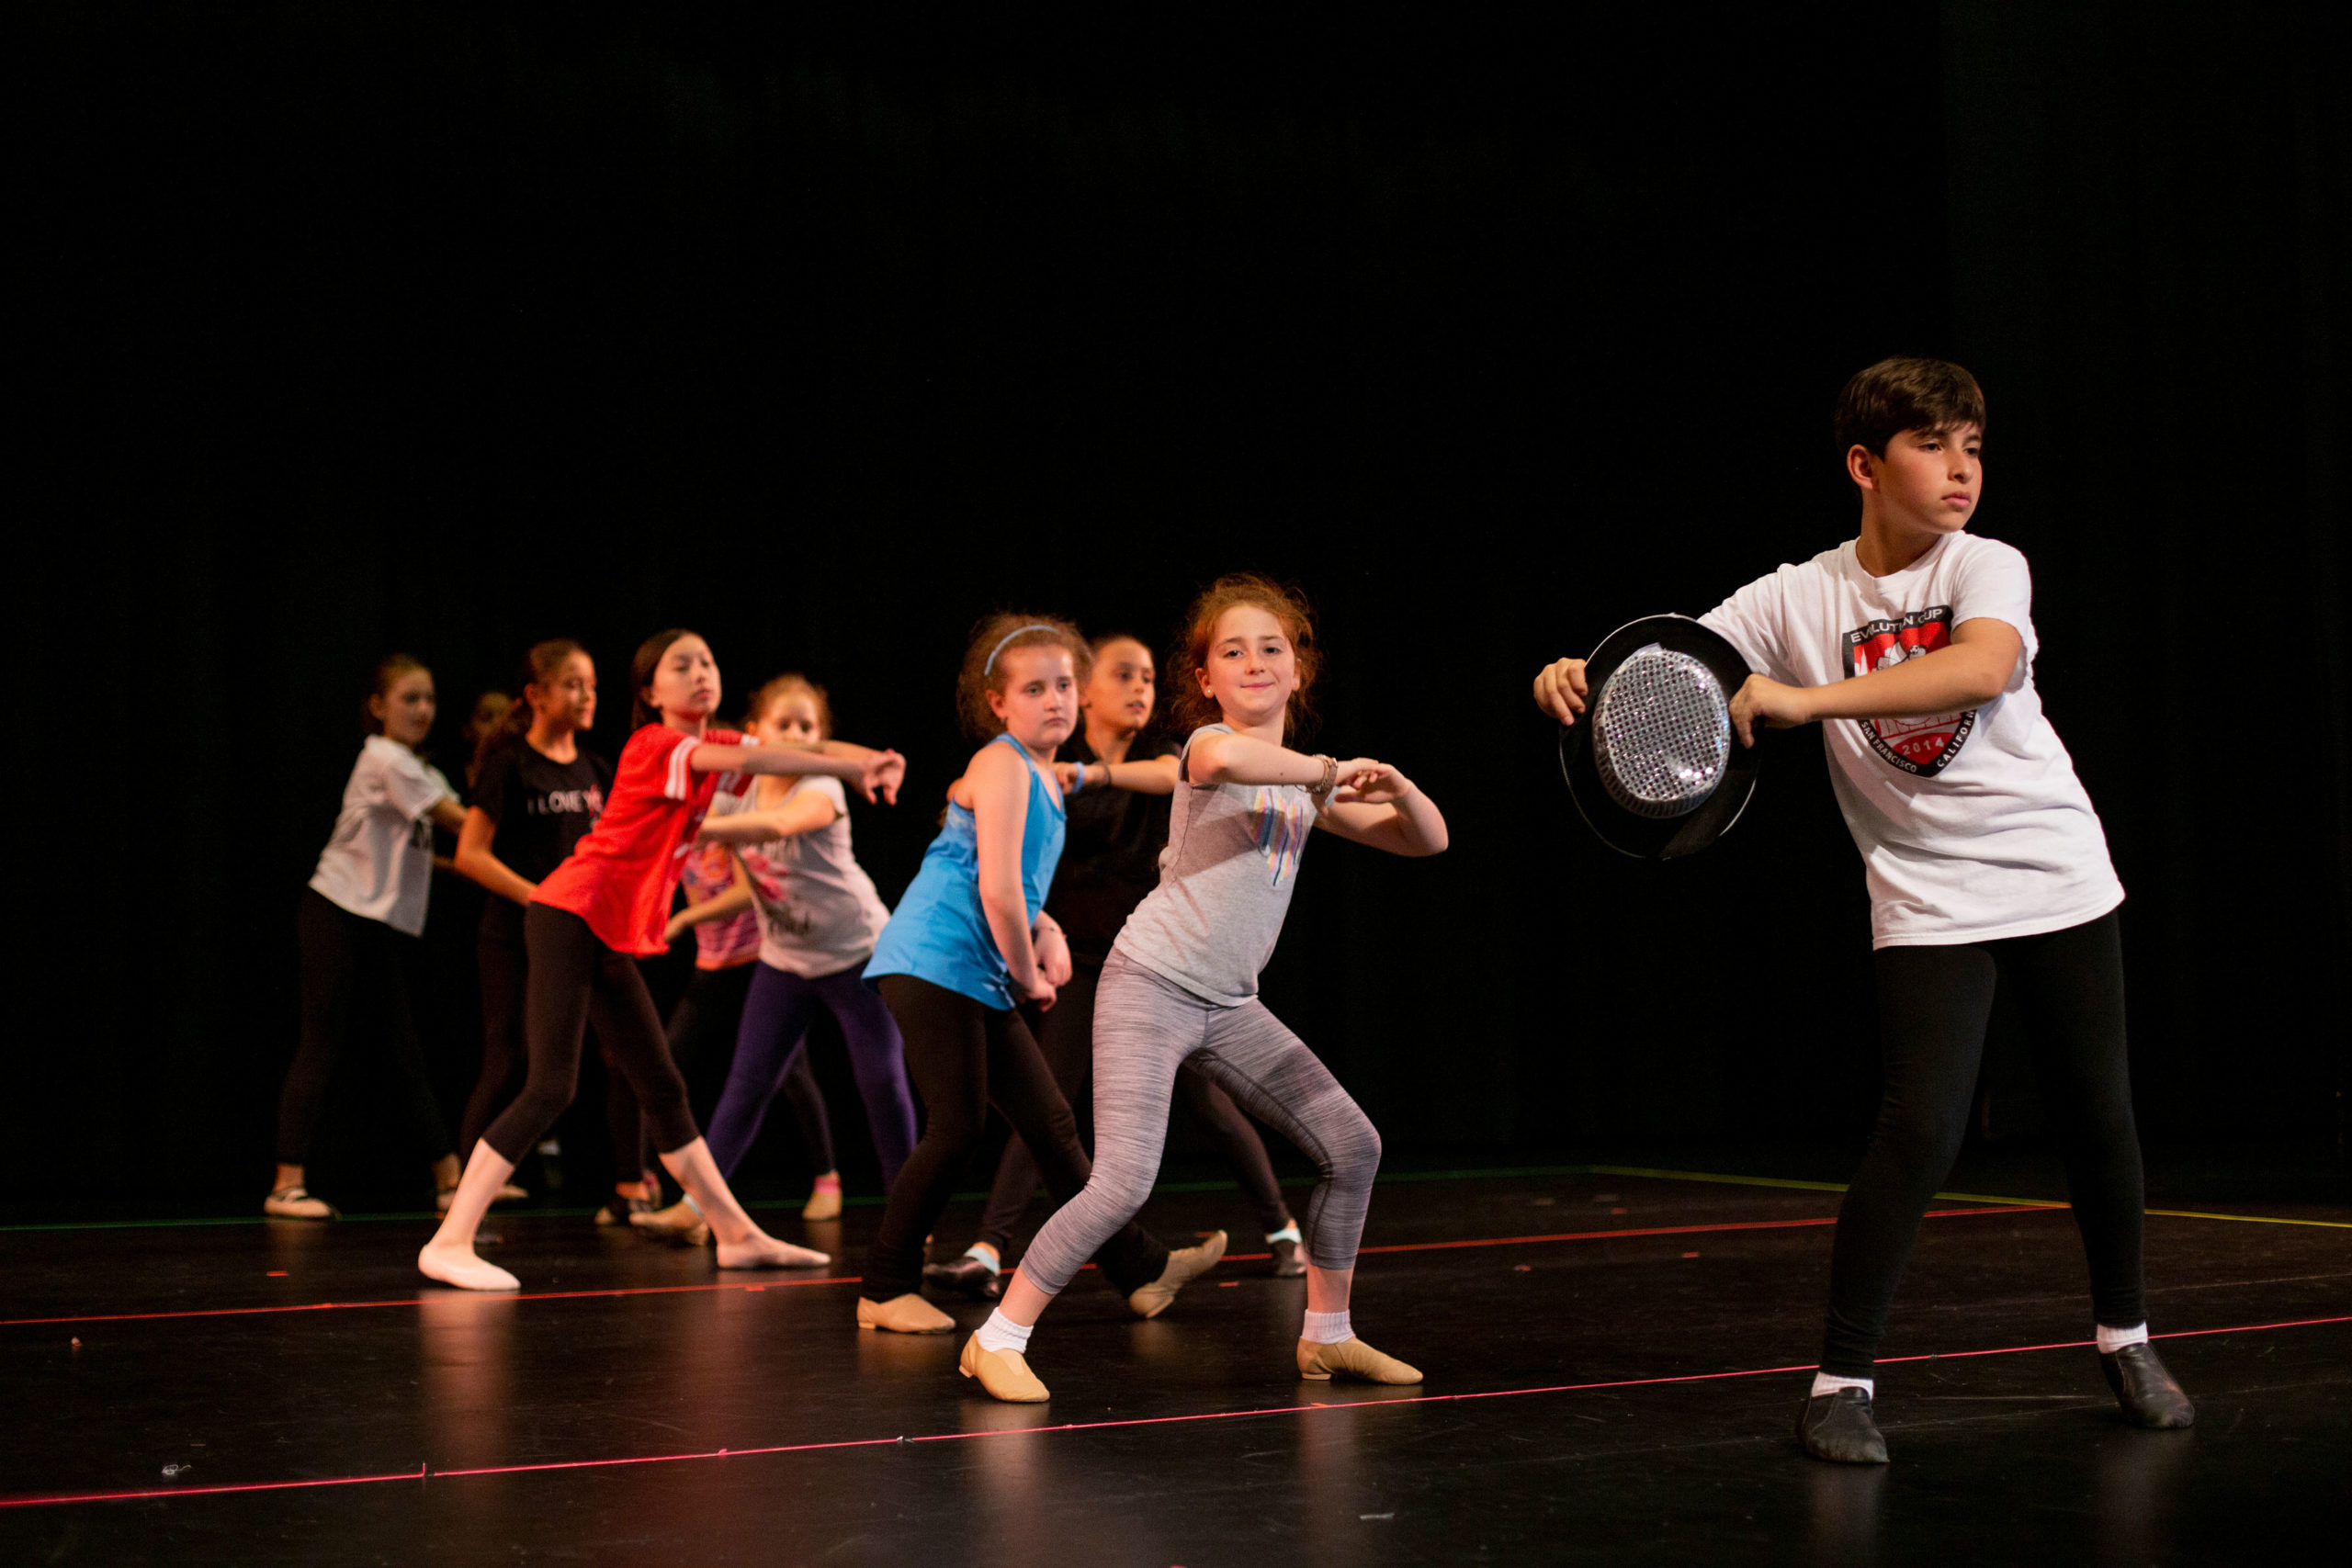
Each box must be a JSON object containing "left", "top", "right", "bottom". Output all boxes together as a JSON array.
[{"left": 865, "top": 733, "right": 1066, "bottom": 1009}]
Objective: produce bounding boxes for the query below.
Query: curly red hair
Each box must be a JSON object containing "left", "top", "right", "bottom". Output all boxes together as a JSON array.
[{"left": 1168, "top": 573, "right": 1320, "bottom": 740}]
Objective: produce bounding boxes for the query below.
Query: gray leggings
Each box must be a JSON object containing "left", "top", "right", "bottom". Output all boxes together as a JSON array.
[{"left": 1017, "top": 951, "right": 1382, "bottom": 1298}]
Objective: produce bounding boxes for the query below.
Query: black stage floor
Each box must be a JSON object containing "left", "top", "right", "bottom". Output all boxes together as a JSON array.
[{"left": 6, "top": 1162, "right": 2348, "bottom": 1564}]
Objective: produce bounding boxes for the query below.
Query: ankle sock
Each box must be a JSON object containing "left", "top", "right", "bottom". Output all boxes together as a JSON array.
[
  {"left": 963, "top": 1243, "right": 1001, "bottom": 1274},
  {"left": 1266, "top": 1223, "right": 1301, "bottom": 1246},
  {"left": 1810, "top": 1372, "right": 1874, "bottom": 1399},
  {"left": 2096, "top": 1322, "right": 2149, "bottom": 1354},
  {"left": 975, "top": 1309, "right": 1033, "bottom": 1355},
  {"left": 1301, "top": 1308, "right": 1352, "bottom": 1345}
]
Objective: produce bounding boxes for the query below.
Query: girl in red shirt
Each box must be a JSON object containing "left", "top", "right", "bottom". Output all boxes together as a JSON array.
[{"left": 418, "top": 629, "right": 906, "bottom": 1292}]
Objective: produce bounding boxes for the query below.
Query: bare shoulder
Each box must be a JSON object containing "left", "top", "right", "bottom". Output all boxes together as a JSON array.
[{"left": 955, "top": 739, "right": 1023, "bottom": 807}]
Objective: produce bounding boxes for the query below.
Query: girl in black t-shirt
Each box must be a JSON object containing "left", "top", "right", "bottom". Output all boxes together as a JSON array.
[
  {"left": 928, "top": 633, "right": 1305, "bottom": 1300},
  {"left": 451, "top": 639, "right": 615, "bottom": 1208}
]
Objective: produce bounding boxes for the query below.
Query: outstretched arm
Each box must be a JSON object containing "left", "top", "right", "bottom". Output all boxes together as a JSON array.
[
  {"left": 1728, "top": 618, "right": 2021, "bottom": 747},
  {"left": 1188, "top": 730, "right": 1379, "bottom": 792},
  {"left": 1055, "top": 753, "right": 1180, "bottom": 796},
  {"left": 696, "top": 776, "right": 841, "bottom": 844},
  {"left": 689, "top": 738, "right": 905, "bottom": 804}
]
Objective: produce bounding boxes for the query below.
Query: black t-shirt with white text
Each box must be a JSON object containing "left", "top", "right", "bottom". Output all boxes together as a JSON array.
[{"left": 472, "top": 739, "right": 613, "bottom": 884}]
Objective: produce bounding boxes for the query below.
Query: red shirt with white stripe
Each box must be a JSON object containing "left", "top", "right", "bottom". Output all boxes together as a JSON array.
[{"left": 533, "top": 724, "right": 750, "bottom": 956}]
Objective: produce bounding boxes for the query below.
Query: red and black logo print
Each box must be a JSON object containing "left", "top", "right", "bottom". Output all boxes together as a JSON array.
[{"left": 1844, "top": 606, "right": 1975, "bottom": 776}]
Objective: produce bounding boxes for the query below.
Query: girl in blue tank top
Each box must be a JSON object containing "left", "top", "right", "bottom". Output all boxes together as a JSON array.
[
  {"left": 854, "top": 615, "right": 1223, "bottom": 1337},
  {"left": 865, "top": 730, "right": 1064, "bottom": 1007}
]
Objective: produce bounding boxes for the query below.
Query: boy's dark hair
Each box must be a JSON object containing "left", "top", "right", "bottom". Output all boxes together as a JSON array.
[{"left": 1834, "top": 357, "right": 1986, "bottom": 458}]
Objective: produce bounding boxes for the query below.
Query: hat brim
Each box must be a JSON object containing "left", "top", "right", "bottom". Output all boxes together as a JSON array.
[{"left": 1557, "top": 614, "right": 1761, "bottom": 860}]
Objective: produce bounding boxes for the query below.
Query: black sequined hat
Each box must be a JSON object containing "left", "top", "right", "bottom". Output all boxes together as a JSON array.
[{"left": 1556, "top": 614, "right": 1762, "bottom": 860}]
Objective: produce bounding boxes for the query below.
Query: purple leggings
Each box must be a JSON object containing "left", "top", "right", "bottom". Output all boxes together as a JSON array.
[{"left": 705, "top": 962, "right": 918, "bottom": 1188}]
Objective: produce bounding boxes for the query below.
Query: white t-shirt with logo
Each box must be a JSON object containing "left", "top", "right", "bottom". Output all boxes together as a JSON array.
[
  {"left": 729, "top": 775, "right": 893, "bottom": 978},
  {"left": 308, "top": 735, "right": 456, "bottom": 937},
  {"left": 1699, "top": 531, "right": 2121, "bottom": 948}
]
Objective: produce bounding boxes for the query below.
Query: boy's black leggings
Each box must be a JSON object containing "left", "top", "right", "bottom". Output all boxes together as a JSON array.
[{"left": 1821, "top": 909, "right": 2146, "bottom": 1376}]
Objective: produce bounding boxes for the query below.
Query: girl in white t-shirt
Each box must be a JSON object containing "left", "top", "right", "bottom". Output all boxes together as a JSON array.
[
  {"left": 1532, "top": 357, "right": 2191, "bottom": 1463},
  {"left": 681, "top": 676, "right": 918, "bottom": 1216},
  {"left": 267, "top": 655, "right": 469, "bottom": 1219}
]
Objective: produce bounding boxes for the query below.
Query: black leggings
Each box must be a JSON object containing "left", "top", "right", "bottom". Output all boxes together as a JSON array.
[
  {"left": 276, "top": 888, "right": 452, "bottom": 1167},
  {"left": 658, "top": 963, "right": 835, "bottom": 1179},
  {"left": 458, "top": 901, "right": 527, "bottom": 1159},
  {"left": 977, "top": 960, "right": 1292, "bottom": 1258},
  {"left": 865, "top": 975, "right": 1168, "bottom": 1303},
  {"left": 479, "top": 905, "right": 700, "bottom": 1168},
  {"left": 464, "top": 901, "right": 653, "bottom": 1186},
  {"left": 1822, "top": 910, "right": 2146, "bottom": 1375}
]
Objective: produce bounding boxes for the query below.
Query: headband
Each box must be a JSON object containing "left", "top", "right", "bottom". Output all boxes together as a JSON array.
[{"left": 983, "top": 624, "right": 1064, "bottom": 674}]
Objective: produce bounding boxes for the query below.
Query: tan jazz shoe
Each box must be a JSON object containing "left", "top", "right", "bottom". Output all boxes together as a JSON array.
[
  {"left": 857, "top": 1292, "right": 956, "bottom": 1334},
  {"left": 1296, "top": 1336, "right": 1422, "bottom": 1384},
  {"left": 960, "top": 1333, "right": 1050, "bottom": 1402},
  {"left": 801, "top": 1181, "right": 843, "bottom": 1222},
  {"left": 630, "top": 1199, "right": 710, "bottom": 1247},
  {"left": 1128, "top": 1230, "right": 1228, "bottom": 1319}
]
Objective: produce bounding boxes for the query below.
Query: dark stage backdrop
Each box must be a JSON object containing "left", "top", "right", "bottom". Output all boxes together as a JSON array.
[{"left": 15, "top": 4, "right": 2347, "bottom": 1209}]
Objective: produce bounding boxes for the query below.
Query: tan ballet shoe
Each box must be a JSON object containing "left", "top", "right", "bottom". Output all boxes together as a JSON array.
[
  {"left": 1128, "top": 1230, "right": 1227, "bottom": 1319},
  {"left": 417, "top": 1244, "right": 520, "bottom": 1292},
  {"left": 630, "top": 1199, "right": 710, "bottom": 1247},
  {"left": 857, "top": 1293, "right": 956, "bottom": 1334},
  {"left": 716, "top": 1235, "right": 831, "bottom": 1270},
  {"left": 1296, "top": 1336, "right": 1421, "bottom": 1384},
  {"left": 264, "top": 1185, "right": 337, "bottom": 1221},
  {"left": 960, "top": 1333, "right": 1050, "bottom": 1402},
  {"left": 801, "top": 1181, "right": 842, "bottom": 1222}
]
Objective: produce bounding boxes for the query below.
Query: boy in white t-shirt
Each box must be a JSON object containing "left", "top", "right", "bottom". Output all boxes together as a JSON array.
[{"left": 1533, "top": 357, "right": 2192, "bottom": 1463}]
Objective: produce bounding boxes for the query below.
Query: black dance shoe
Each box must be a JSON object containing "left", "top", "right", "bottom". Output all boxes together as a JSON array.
[
  {"left": 922, "top": 1256, "right": 1004, "bottom": 1301},
  {"left": 1796, "top": 1388, "right": 1889, "bottom": 1464},
  {"left": 1269, "top": 1236, "right": 1306, "bottom": 1278},
  {"left": 2099, "top": 1343, "right": 2195, "bottom": 1429}
]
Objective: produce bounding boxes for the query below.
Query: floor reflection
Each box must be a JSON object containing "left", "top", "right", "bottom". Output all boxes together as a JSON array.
[
  {"left": 1297, "top": 1399, "right": 1375, "bottom": 1568},
  {"left": 1799, "top": 1455, "right": 1887, "bottom": 1566},
  {"left": 416, "top": 1292, "right": 514, "bottom": 1472},
  {"left": 2093, "top": 1424, "right": 2195, "bottom": 1567}
]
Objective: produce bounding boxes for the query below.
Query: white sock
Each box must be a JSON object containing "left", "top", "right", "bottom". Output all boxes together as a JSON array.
[
  {"left": 682, "top": 1194, "right": 702, "bottom": 1216},
  {"left": 963, "top": 1242, "right": 1001, "bottom": 1274},
  {"left": 1266, "top": 1223, "right": 1301, "bottom": 1246},
  {"left": 1810, "top": 1372, "right": 1874, "bottom": 1399},
  {"left": 975, "top": 1309, "right": 1033, "bottom": 1355},
  {"left": 2096, "top": 1322, "right": 2149, "bottom": 1354},
  {"left": 1301, "top": 1308, "right": 1352, "bottom": 1345}
]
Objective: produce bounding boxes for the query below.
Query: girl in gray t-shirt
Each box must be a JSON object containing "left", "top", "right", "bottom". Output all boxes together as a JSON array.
[{"left": 956, "top": 575, "right": 1451, "bottom": 1407}]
